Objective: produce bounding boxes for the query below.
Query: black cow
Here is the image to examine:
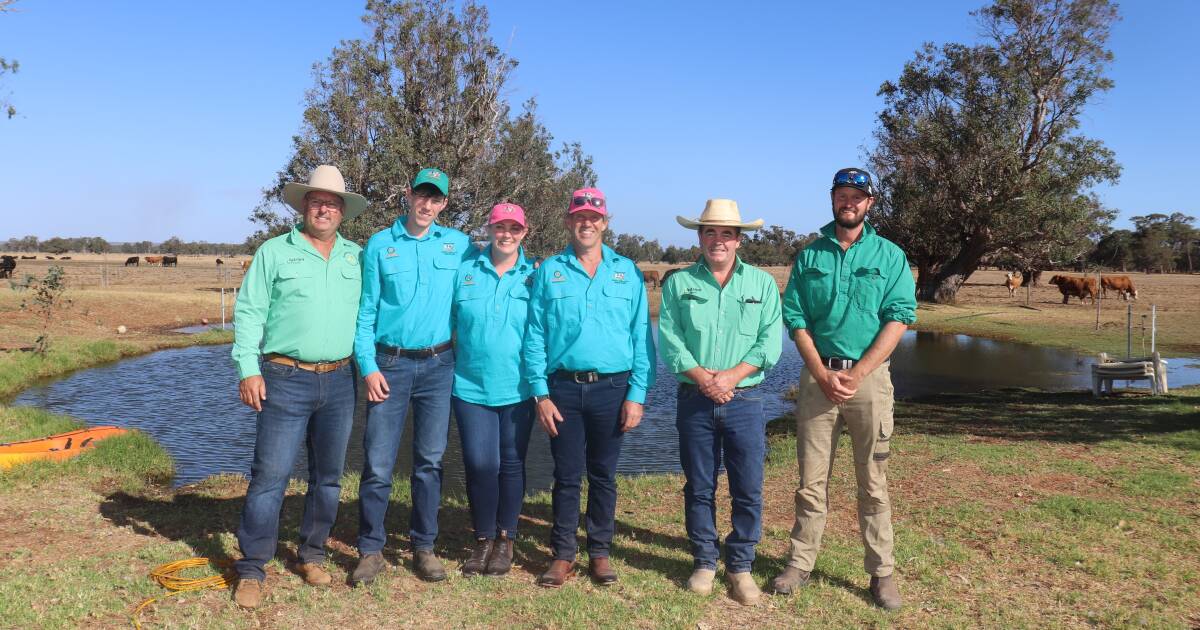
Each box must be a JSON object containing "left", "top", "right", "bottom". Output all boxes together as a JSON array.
[
  {"left": 124, "top": 256, "right": 139, "bottom": 267},
  {"left": 162, "top": 255, "right": 178, "bottom": 267},
  {"left": 215, "top": 258, "right": 224, "bottom": 266},
  {"left": 20, "top": 255, "right": 35, "bottom": 260},
  {"left": 0, "top": 255, "right": 15, "bottom": 279}
]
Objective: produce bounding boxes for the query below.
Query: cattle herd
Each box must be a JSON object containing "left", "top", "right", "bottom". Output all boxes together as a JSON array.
[{"left": 1042, "top": 274, "right": 1138, "bottom": 304}]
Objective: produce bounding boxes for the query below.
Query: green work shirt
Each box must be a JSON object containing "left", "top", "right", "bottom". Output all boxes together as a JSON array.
[
  {"left": 782, "top": 221, "right": 917, "bottom": 361},
  {"left": 232, "top": 226, "right": 363, "bottom": 379},
  {"left": 658, "top": 257, "right": 783, "bottom": 388}
]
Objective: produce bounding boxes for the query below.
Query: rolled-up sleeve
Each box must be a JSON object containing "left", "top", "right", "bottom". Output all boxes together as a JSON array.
[
  {"left": 781, "top": 261, "right": 809, "bottom": 332},
  {"left": 231, "top": 248, "right": 271, "bottom": 379},
  {"left": 880, "top": 250, "right": 917, "bottom": 325}
]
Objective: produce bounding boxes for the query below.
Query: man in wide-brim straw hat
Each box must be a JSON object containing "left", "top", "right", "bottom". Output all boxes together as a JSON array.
[
  {"left": 230, "top": 164, "right": 366, "bottom": 609},
  {"left": 658, "top": 199, "right": 782, "bottom": 604}
]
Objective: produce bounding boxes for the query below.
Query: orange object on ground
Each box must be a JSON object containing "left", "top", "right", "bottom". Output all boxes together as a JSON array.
[{"left": 0, "top": 425, "right": 128, "bottom": 469}]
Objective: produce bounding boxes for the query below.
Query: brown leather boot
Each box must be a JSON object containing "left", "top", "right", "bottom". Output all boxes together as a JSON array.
[
  {"left": 588, "top": 556, "right": 618, "bottom": 586},
  {"left": 295, "top": 562, "right": 332, "bottom": 587},
  {"left": 232, "top": 578, "right": 264, "bottom": 609},
  {"left": 413, "top": 550, "right": 447, "bottom": 582},
  {"left": 485, "top": 533, "right": 513, "bottom": 576},
  {"left": 870, "top": 574, "right": 902, "bottom": 611},
  {"left": 461, "top": 539, "right": 493, "bottom": 577},
  {"left": 727, "top": 571, "right": 761, "bottom": 605},
  {"left": 537, "top": 559, "right": 575, "bottom": 588},
  {"left": 349, "top": 552, "right": 387, "bottom": 587},
  {"left": 770, "top": 566, "right": 811, "bottom": 594}
]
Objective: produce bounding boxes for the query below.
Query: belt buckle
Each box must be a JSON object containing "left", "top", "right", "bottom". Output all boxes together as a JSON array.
[{"left": 573, "top": 371, "right": 597, "bottom": 384}]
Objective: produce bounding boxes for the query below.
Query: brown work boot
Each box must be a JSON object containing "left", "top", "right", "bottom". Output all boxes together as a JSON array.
[
  {"left": 588, "top": 556, "right": 618, "bottom": 586},
  {"left": 349, "top": 552, "right": 387, "bottom": 587},
  {"left": 870, "top": 574, "right": 902, "bottom": 611},
  {"left": 413, "top": 550, "right": 447, "bottom": 582},
  {"left": 232, "top": 578, "right": 264, "bottom": 609},
  {"left": 537, "top": 559, "right": 575, "bottom": 588},
  {"left": 295, "top": 562, "right": 332, "bottom": 587},
  {"left": 726, "top": 571, "right": 761, "bottom": 605},
  {"left": 461, "top": 538, "right": 493, "bottom": 577},
  {"left": 770, "top": 566, "right": 811, "bottom": 594},
  {"left": 485, "top": 533, "right": 514, "bottom": 576},
  {"left": 686, "top": 568, "right": 716, "bottom": 595}
]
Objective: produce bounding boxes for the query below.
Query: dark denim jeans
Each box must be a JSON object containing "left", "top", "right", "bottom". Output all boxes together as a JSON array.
[
  {"left": 235, "top": 360, "right": 356, "bottom": 581},
  {"left": 676, "top": 385, "right": 766, "bottom": 573},
  {"left": 357, "top": 349, "right": 455, "bottom": 553},
  {"left": 452, "top": 397, "right": 535, "bottom": 539},
  {"left": 547, "top": 371, "right": 629, "bottom": 561}
]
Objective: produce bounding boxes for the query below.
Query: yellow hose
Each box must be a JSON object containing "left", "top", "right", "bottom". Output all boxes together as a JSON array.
[{"left": 131, "top": 558, "right": 229, "bottom": 629}]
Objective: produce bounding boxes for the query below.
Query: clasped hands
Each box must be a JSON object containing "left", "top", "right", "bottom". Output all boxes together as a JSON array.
[
  {"left": 815, "top": 367, "right": 862, "bottom": 405},
  {"left": 693, "top": 368, "right": 739, "bottom": 405}
]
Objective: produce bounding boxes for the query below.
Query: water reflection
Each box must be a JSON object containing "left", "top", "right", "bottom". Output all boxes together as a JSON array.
[{"left": 12, "top": 332, "right": 1200, "bottom": 488}]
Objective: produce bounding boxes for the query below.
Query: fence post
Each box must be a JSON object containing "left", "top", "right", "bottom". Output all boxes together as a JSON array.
[
  {"left": 1095, "top": 270, "right": 1102, "bottom": 330},
  {"left": 1125, "top": 303, "right": 1132, "bottom": 359},
  {"left": 1151, "top": 304, "right": 1157, "bottom": 354}
]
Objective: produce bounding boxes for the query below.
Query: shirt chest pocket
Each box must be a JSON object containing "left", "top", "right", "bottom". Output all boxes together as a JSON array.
[
  {"left": 800, "top": 266, "right": 834, "bottom": 314},
  {"left": 454, "top": 285, "right": 489, "bottom": 334},
  {"left": 340, "top": 264, "right": 362, "bottom": 303},
  {"left": 601, "top": 282, "right": 634, "bottom": 326},
  {"left": 679, "top": 293, "right": 711, "bottom": 330},
  {"left": 738, "top": 297, "right": 764, "bottom": 336},
  {"left": 381, "top": 255, "right": 417, "bottom": 304},
  {"left": 506, "top": 282, "right": 531, "bottom": 329},
  {"left": 274, "top": 264, "right": 314, "bottom": 300},
  {"left": 852, "top": 267, "right": 884, "bottom": 313},
  {"left": 547, "top": 283, "right": 583, "bottom": 328},
  {"left": 432, "top": 253, "right": 462, "bottom": 279}
]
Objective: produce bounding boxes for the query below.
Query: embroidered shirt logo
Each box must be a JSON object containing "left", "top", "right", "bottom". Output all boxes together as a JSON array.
[
  {"left": 345, "top": 253, "right": 358, "bottom": 265},
  {"left": 385, "top": 247, "right": 398, "bottom": 258},
  {"left": 442, "top": 243, "right": 456, "bottom": 254},
  {"left": 463, "top": 274, "right": 475, "bottom": 286},
  {"left": 612, "top": 272, "right": 626, "bottom": 283},
  {"left": 551, "top": 270, "right": 566, "bottom": 283}
]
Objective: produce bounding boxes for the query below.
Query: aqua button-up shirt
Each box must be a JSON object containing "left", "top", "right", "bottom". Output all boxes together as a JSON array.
[
  {"left": 451, "top": 246, "right": 535, "bottom": 406},
  {"left": 523, "top": 244, "right": 656, "bottom": 404},
  {"left": 782, "top": 221, "right": 917, "bottom": 361},
  {"left": 231, "top": 225, "right": 362, "bottom": 379},
  {"left": 354, "top": 217, "right": 472, "bottom": 375},
  {"left": 658, "top": 257, "right": 783, "bottom": 388}
]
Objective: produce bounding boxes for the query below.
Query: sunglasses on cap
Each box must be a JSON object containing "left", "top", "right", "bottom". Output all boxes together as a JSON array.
[
  {"left": 572, "top": 195, "right": 605, "bottom": 209},
  {"left": 833, "top": 170, "right": 871, "bottom": 188}
]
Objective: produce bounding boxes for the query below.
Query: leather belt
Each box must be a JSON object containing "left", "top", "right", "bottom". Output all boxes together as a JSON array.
[
  {"left": 820, "top": 356, "right": 856, "bottom": 371},
  {"left": 553, "top": 369, "right": 630, "bottom": 384},
  {"left": 678, "top": 382, "right": 758, "bottom": 394},
  {"left": 264, "top": 354, "right": 351, "bottom": 374},
  {"left": 376, "top": 340, "right": 453, "bottom": 359}
]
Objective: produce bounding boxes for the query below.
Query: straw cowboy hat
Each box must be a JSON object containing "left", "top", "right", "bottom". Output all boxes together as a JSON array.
[
  {"left": 282, "top": 165, "right": 368, "bottom": 221},
  {"left": 676, "top": 199, "right": 764, "bottom": 231}
]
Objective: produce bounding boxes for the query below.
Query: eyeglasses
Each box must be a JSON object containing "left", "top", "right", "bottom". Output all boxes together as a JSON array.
[
  {"left": 306, "top": 198, "right": 344, "bottom": 211},
  {"left": 832, "top": 170, "right": 871, "bottom": 188},
  {"left": 572, "top": 195, "right": 605, "bottom": 209}
]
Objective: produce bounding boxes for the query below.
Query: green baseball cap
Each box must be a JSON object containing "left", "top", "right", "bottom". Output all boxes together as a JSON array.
[{"left": 411, "top": 167, "right": 449, "bottom": 195}]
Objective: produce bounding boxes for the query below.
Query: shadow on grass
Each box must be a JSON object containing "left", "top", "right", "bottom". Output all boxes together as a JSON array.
[{"left": 769, "top": 387, "right": 1200, "bottom": 447}]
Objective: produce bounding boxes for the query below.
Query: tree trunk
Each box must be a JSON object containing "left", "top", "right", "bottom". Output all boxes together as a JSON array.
[{"left": 916, "top": 241, "right": 989, "bottom": 303}]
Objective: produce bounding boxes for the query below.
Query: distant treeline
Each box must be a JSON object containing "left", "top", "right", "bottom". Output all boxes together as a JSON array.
[
  {"left": 609, "top": 226, "right": 819, "bottom": 267},
  {"left": 2, "top": 235, "right": 250, "bottom": 256}
]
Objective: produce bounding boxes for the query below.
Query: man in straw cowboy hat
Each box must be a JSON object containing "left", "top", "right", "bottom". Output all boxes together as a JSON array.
[
  {"left": 230, "top": 164, "right": 367, "bottom": 609},
  {"left": 771, "top": 168, "right": 916, "bottom": 611},
  {"left": 351, "top": 167, "right": 471, "bottom": 584},
  {"left": 657, "top": 199, "right": 782, "bottom": 604}
]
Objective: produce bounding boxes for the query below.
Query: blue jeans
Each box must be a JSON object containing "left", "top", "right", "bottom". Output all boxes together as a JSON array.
[
  {"left": 676, "top": 384, "right": 766, "bottom": 574},
  {"left": 235, "top": 360, "right": 356, "bottom": 581},
  {"left": 548, "top": 371, "right": 629, "bottom": 561},
  {"left": 357, "top": 349, "right": 455, "bottom": 553},
  {"left": 452, "top": 397, "right": 535, "bottom": 539}
]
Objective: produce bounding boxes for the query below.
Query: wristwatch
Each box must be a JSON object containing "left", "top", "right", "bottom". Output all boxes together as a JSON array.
[{"left": 533, "top": 395, "right": 550, "bottom": 403}]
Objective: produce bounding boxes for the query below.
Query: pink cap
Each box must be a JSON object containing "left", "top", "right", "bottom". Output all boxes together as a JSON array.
[
  {"left": 568, "top": 188, "right": 607, "bottom": 216},
  {"left": 488, "top": 202, "right": 527, "bottom": 227}
]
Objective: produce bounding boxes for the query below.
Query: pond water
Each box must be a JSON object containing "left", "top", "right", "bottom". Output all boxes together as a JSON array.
[{"left": 11, "top": 331, "right": 1200, "bottom": 488}]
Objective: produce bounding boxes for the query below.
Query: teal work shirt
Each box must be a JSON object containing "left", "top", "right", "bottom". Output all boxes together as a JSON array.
[
  {"left": 354, "top": 217, "right": 472, "bottom": 375},
  {"left": 657, "top": 257, "right": 783, "bottom": 388},
  {"left": 782, "top": 221, "right": 917, "bottom": 361},
  {"left": 232, "top": 225, "right": 363, "bottom": 379},
  {"left": 523, "top": 244, "right": 656, "bottom": 404},
  {"left": 451, "top": 247, "right": 535, "bottom": 406}
]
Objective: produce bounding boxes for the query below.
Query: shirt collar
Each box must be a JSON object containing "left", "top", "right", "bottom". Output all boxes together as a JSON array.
[
  {"left": 391, "top": 216, "right": 444, "bottom": 241},
  {"left": 820, "top": 220, "right": 876, "bottom": 245},
  {"left": 288, "top": 224, "right": 350, "bottom": 258},
  {"left": 476, "top": 245, "right": 530, "bottom": 275}
]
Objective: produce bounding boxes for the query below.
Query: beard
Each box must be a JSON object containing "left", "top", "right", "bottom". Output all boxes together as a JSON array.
[{"left": 833, "top": 208, "right": 866, "bottom": 229}]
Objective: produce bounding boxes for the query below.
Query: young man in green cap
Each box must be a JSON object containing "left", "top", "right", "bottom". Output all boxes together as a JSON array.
[
  {"left": 772, "top": 168, "right": 916, "bottom": 611},
  {"left": 658, "top": 199, "right": 782, "bottom": 605},
  {"left": 352, "top": 167, "right": 471, "bottom": 584},
  {"left": 230, "top": 164, "right": 366, "bottom": 609}
]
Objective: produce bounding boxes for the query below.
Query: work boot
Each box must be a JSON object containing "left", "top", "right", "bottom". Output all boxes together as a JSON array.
[
  {"left": 485, "top": 533, "right": 514, "bottom": 576},
  {"left": 770, "top": 566, "right": 811, "bottom": 594},
  {"left": 349, "top": 552, "right": 387, "bottom": 587},
  {"left": 232, "top": 578, "right": 264, "bottom": 609},
  {"left": 537, "top": 559, "right": 575, "bottom": 588},
  {"left": 870, "top": 574, "right": 902, "bottom": 611},
  {"left": 295, "top": 562, "right": 332, "bottom": 587},
  {"left": 461, "top": 538, "right": 493, "bottom": 577},
  {"left": 727, "top": 571, "right": 761, "bottom": 605},
  {"left": 686, "top": 568, "right": 716, "bottom": 595},
  {"left": 413, "top": 550, "right": 447, "bottom": 582},
  {"left": 588, "top": 556, "right": 618, "bottom": 586}
]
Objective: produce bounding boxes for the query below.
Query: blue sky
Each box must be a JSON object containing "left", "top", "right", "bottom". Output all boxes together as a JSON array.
[{"left": 1, "top": 1, "right": 1196, "bottom": 246}]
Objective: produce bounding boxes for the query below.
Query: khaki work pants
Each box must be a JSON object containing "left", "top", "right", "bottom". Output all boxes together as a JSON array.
[{"left": 787, "top": 363, "right": 895, "bottom": 577}]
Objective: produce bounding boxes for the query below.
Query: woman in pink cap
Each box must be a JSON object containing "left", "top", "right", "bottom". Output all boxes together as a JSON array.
[{"left": 450, "top": 202, "right": 537, "bottom": 577}]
